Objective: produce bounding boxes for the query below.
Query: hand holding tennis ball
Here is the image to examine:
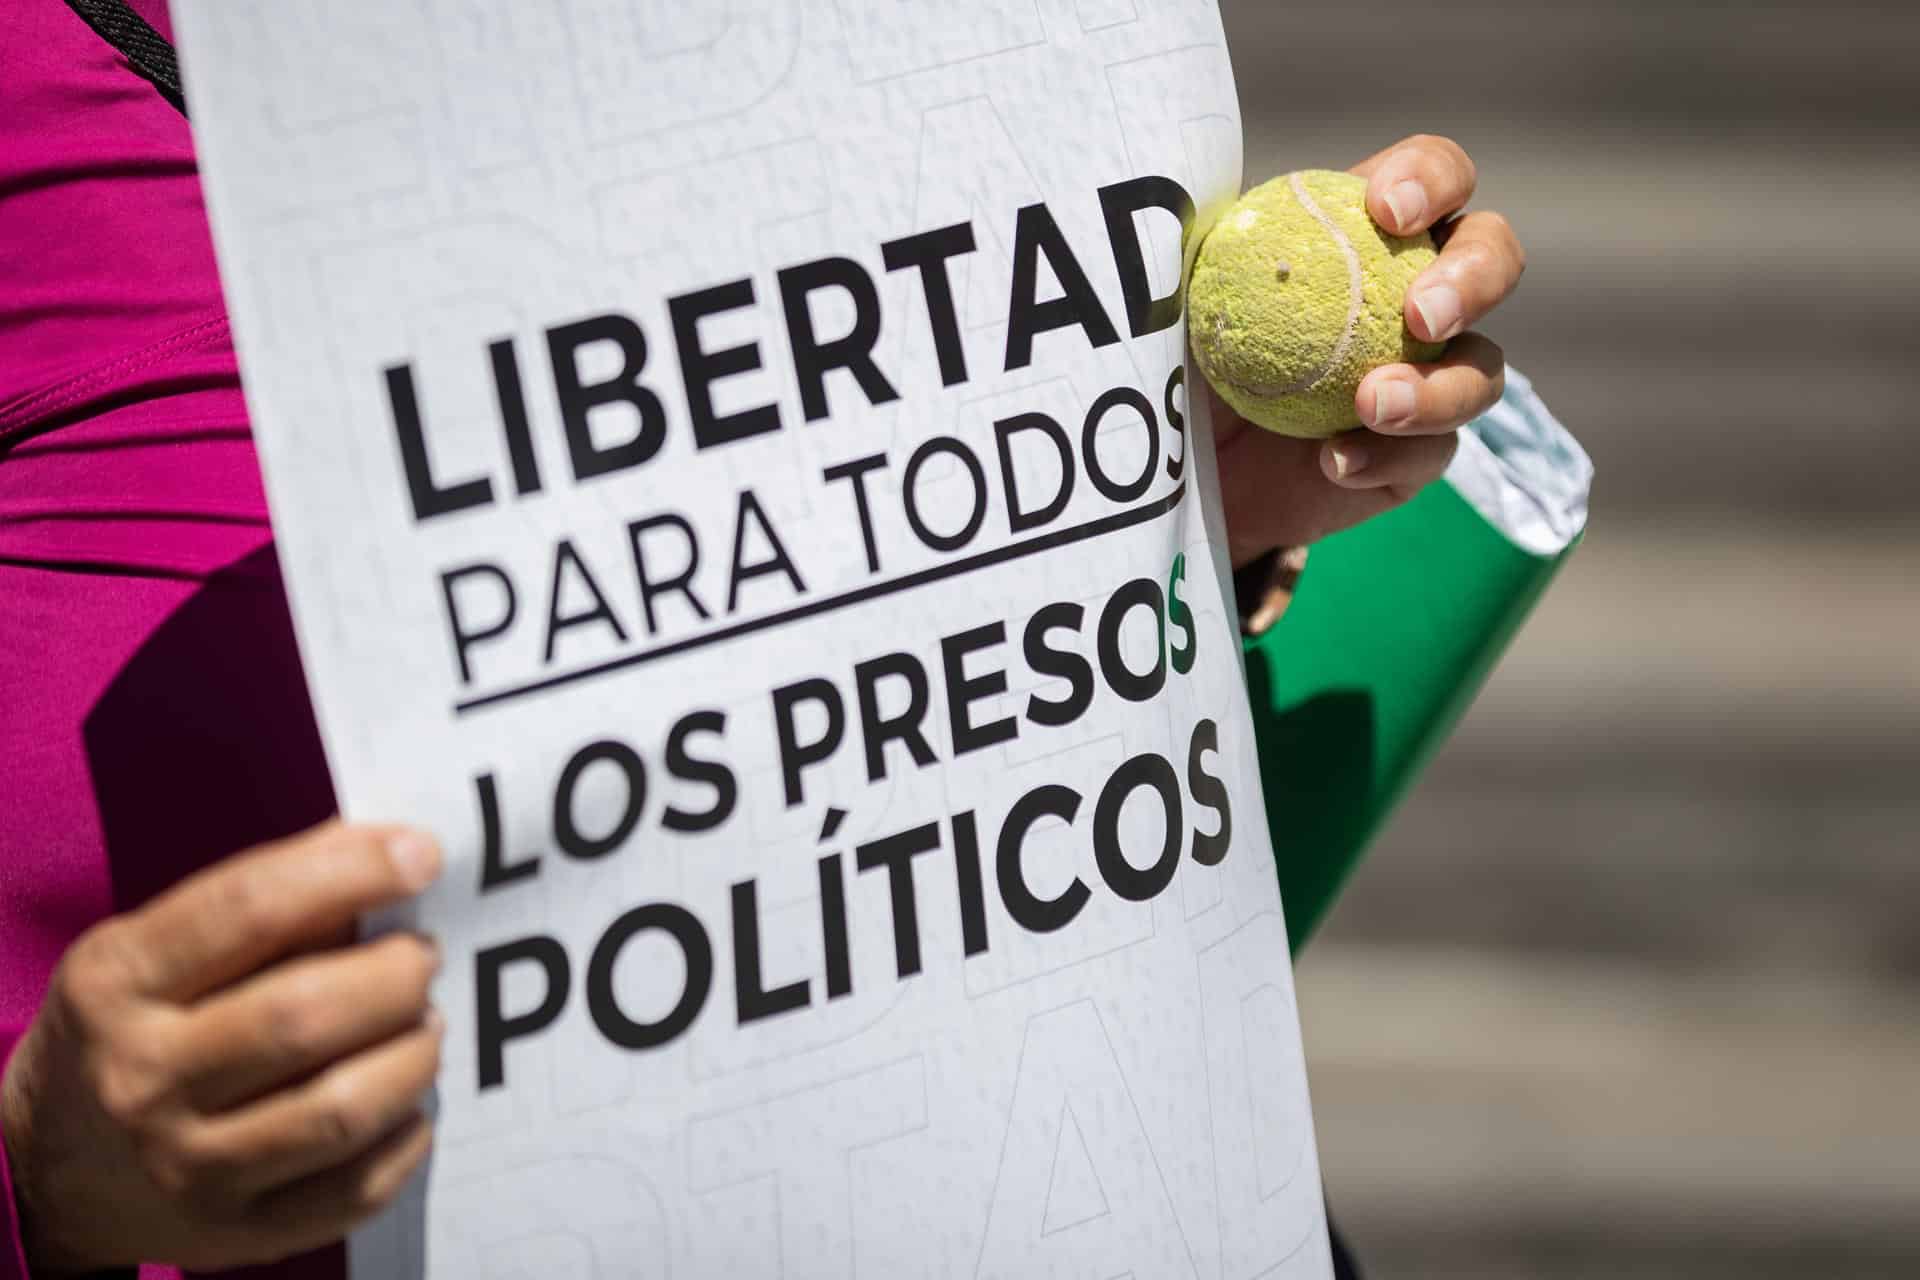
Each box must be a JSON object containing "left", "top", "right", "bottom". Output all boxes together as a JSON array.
[
  {"left": 1191, "top": 170, "right": 1445, "bottom": 439},
  {"left": 1202, "top": 138, "right": 1529, "bottom": 565}
]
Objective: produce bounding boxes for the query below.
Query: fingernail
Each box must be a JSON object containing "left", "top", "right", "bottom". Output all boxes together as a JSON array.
[
  {"left": 1369, "top": 379, "right": 1417, "bottom": 429},
  {"left": 387, "top": 830, "right": 442, "bottom": 891},
  {"left": 1330, "top": 441, "right": 1370, "bottom": 480},
  {"left": 423, "top": 1007, "right": 445, "bottom": 1034},
  {"left": 1383, "top": 180, "right": 1427, "bottom": 232},
  {"left": 1412, "top": 284, "right": 1463, "bottom": 341}
]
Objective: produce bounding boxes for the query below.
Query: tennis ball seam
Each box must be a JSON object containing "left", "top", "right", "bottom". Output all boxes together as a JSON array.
[
  {"left": 1285, "top": 172, "right": 1365, "bottom": 392},
  {"left": 1194, "top": 174, "right": 1365, "bottom": 403},
  {"left": 1188, "top": 169, "right": 1439, "bottom": 439}
]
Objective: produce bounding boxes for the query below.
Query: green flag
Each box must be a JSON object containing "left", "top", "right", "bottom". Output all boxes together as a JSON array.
[{"left": 1243, "top": 370, "right": 1593, "bottom": 954}]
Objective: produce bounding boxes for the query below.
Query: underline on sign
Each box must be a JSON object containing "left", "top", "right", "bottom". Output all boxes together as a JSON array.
[{"left": 451, "top": 480, "right": 1189, "bottom": 716}]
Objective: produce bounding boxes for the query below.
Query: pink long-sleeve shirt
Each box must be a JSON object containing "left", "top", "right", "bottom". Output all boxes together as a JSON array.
[{"left": 1, "top": 3, "right": 341, "bottom": 1276}]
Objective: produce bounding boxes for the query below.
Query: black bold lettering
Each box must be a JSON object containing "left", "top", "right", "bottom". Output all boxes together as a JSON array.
[
  {"left": 627, "top": 513, "right": 713, "bottom": 634},
  {"left": 1187, "top": 718, "right": 1232, "bottom": 867},
  {"left": 732, "top": 879, "right": 810, "bottom": 1024},
  {"left": 822, "top": 452, "right": 890, "bottom": 574},
  {"left": 475, "top": 936, "right": 569, "bottom": 1090},
  {"left": 996, "top": 784, "right": 1089, "bottom": 933},
  {"left": 1092, "top": 752, "right": 1183, "bottom": 902},
  {"left": 1097, "top": 578, "right": 1166, "bottom": 703},
  {"left": 387, "top": 362, "right": 493, "bottom": 522},
  {"left": 546, "top": 314, "right": 668, "bottom": 481},
  {"left": 1024, "top": 602, "right": 1094, "bottom": 727},
  {"left": 1082, "top": 386, "right": 1158, "bottom": 504},
  {"left": 1164, "top": 364, "right": 1187, "bottom": 482},
  {"left": 778, "top": 257, "right": 901, "bottom": 422},
  {"left": 818, "top": 853, "right": 853, "bottom": 999},
  {"left": 854, "top": 652, "right": 937, "bottom": 783},
  {"left": 553, "top": 739, "right": 646, "bottom": 860},
  {"left": 856, "top": 823, "right": 942, "bottom": 979},
  {"left": 1098, "top": 175, "right": 1196, "bottom": 338},
  {"left": 994, "top": 413, "right": 1075, "bottom": 534},
  {"left": 586, "top": 903, "right": 712, "bottom": 1049},
  {"left": 476, "top": 772, "right": 539, "bottom": 891},
  {"left": 543, "top": 538, "right": 628, "bottom": 664},
  {"left": 663, "top": 710, "right": 736, "bottom": 833},
  {"left": 440, "top": 562, "right": 516, "bottom": 685},
  {"left": 488, "top": 338, "right": 543, "bottom": 496},
  {"left": 772, "top": 677, "right": 845, "bottom": 807},
  {"left": 728, "top": 489, "right": 807, "bottom": 612},
  {"left": 1004, "top": 202, "right": 1121, "bottom": 372},
  {"left": 669, "top": 278, "right": 782, "bottom": 450},
  {"left": 952, "top": 810, "right": 990, "bottom": 958},
  {"left": 881, "top": 222, "right": 977, "bottom": 387},
  {"left": 942, "top": 622, "right": 1017, "bottom": 756},
  {"left": 902, "top": 436, "right": 988, "bottom": 552}
]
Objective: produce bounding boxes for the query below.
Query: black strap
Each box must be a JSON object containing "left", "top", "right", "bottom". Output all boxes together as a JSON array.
[{"left": 62, "top": 0, "right": 186, "bottom": 116}]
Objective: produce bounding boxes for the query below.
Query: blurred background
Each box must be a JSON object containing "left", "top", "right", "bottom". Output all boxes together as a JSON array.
[{"left": 1219, "top": 1, "right": 1920, "bottom": 1275}]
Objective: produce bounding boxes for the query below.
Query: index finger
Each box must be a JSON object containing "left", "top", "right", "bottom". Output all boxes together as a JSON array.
[
  {"left": 122, "top": 821, "right": 442, "bottom": 1003},
  {"left": 1348, "top": 134, "right": 1478, "bottom": 237}
]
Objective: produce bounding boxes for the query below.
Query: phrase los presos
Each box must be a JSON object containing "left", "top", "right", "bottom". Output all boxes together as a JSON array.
[{"left": 468, "top": 553, "right": 1232, "bottom": 1091}]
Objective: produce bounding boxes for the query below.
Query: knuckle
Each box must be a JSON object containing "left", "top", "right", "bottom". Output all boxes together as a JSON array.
[
  {"left": 61, "top": 924, "right": 139, "bottom": 1009},
  {"left": 309, "top": 1079, "right": 373, "bottom": 1152},
  {"left": 1408, "top": 133, "right": 1472, "bottom": 177},
  {"left": 1446, "top": 137, "right": 1478, "bottom": 184},
  {"left": 408, "top": 934, "right": 442, "bottom": 981},
  {"left": 1456, "top": 371, "right": 1501, "bottom": 421},
  {"left": 353, "top": 1167, "right": 398, "bottom": 1216},
  {"left": 328, "top": 826, "right": 407, "bottom": 901},
  {"left": 213, "top": 865, "right": 280, "bottom": 950},
  {"left": 263, "top": 981, "right": 331, "bottom": 1059},
  {"left": 92, "top": 1049, "right": 173, "bottom": 1125},
  {"left": 328, "top": 821, "right": 389, "bottom": 865},
  {"left": 1450, "top": 240, "right": 1499, "bottom": 282},
  {"left": 355, "top": 1135, "right": 425, "bottom": 1216},
  {"left": 1481, "top": 211, "right": 1526, "bottom": 271},
  {"left": 384, "top": 934, "right": 441, "bottom": 998}
]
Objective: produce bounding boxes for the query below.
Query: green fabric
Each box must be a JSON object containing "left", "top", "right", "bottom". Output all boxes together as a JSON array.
[{"left": 1244, "top": 479, "right": 1580, "bottom": 956}]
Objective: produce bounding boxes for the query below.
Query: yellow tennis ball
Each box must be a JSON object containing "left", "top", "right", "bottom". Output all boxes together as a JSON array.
[{"left": 1188, "top": 169, "right": 1444, "bottom": 439}]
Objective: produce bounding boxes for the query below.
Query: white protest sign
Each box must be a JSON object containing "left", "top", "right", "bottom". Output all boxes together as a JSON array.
[{"left": 172, "top": 2, "right": 1332, "bottom": 1274}]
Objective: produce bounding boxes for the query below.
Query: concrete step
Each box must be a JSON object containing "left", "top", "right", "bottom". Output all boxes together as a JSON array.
[
  {"left": 1215, "top": 6, "right": 1920, "bottom": 1271},
  {"left": 1223, "top": 0, "right": 1920, "bottom": 521},
  {"left": 1312, "top": 525, "right": 1920, "bottom": 979},
  {"left": 1223, "top": 0, "right": 1920, "bottom": 142},
  {"left": 1299, "top": 943, "right": 1920, "bottom": 1279}
]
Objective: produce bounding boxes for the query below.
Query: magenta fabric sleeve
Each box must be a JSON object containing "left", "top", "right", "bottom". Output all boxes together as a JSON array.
[
  {"left": 1, "top": 1024, "right": 28, "bottom": 1280},
  {"left": 1, "top": 4, "right": 339, "bottom": 1277}
]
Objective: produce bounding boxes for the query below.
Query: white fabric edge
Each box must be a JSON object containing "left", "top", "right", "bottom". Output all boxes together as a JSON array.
[{"left": 1443, "top": 366, "right": 1593, "bottom": 557}]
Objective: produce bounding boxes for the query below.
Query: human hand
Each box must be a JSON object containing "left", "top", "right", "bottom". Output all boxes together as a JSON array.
[
  {"left": 1213, "top": 134, "right": 1526, "bottom": 564},
  {"left": 0, "top": 821, "right": 444, "bottom": 1272}
]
